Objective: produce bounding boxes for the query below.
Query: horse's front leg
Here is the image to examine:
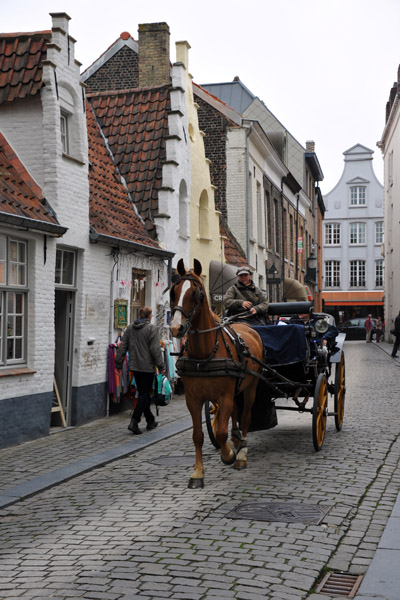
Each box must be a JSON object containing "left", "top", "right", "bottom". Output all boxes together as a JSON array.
[
  {"left": 186, "top": 393, "right": 205, "bottom": 489},
  {"left": 216, "top": 395, "right": 236, "bottom": 466},
  {"left": 234, "top": 381, "right": 257, "bottom": 470},
  {"left": 231, "top": 393, "right": 243, "bottom": 451}
]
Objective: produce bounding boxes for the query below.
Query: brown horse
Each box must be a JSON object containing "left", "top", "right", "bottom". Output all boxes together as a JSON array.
[{"left": 169, "top": 259, "right": 264, "bottom": 488}]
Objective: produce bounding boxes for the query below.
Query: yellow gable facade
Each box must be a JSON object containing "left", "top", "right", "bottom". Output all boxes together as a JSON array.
[{"left": 175, "top": 41, "right": 223, "bottom": 298}]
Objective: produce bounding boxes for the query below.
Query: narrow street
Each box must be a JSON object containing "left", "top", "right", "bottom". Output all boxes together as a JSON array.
[{"left": 1, "top": 342, "right": 400, "bottom": 600}]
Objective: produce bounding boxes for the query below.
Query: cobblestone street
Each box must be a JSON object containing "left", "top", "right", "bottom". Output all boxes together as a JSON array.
[{"left": 1, "top": 341, "right": 400, "bottom": 600}]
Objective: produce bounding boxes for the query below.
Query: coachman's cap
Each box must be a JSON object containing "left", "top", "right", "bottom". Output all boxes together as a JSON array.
[{"left": 236, "top": 267, "right": 252, "bottom": 276}]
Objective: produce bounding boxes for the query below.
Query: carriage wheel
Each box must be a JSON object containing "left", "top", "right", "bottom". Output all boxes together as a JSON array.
[
  {"left": 205, "top": 400, "right": 220, "bottom": 449},
  {"left": 312, "top": 373, "right": 328, "bottom": 451},
  {"left": 334, "top": 352, "right": 345, "bottom": 431}
]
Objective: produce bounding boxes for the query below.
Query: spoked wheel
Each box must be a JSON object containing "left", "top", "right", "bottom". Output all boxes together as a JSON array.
[
  {"left": 312, "top": 373, "right": 328, "bottom": 451},
  {"left": 334, "top": 352, "right": 346, "bottom": 431},
  {"left": 205, "top": 400, "right": 220, "bottom": 449}
]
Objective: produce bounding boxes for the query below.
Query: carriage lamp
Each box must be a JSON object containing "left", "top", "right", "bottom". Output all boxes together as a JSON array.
[{"left": 315, "top": 317, "right": 329, "bottom": 334}]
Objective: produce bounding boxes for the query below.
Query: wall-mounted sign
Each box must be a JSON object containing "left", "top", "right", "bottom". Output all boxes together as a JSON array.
[
  {"left": 297, "top": 237, "right": 303, "bottom": 253},
  {"left": 114, "top": 299, "right": 128, "bottom": 329}
]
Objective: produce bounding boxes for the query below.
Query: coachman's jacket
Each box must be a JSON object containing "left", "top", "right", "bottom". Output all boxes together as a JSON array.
[{"left": 223, "top": 281, "right": 269, "bottom": 316}]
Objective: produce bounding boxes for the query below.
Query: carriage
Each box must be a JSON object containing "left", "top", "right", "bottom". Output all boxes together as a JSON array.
[
  {"left": 204, "top": 300, "right": 346, "bottom": 453},
  {"left": 169, "top": 259, "right": 346, "bottom": 488}
]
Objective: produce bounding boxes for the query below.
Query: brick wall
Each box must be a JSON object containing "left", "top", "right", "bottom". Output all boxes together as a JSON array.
[
  {"left": 138, "top": 23, "right": 170, "bottom": 88},
  {"left": 84, "top": 46, "right": 139, "bottom": 92}
]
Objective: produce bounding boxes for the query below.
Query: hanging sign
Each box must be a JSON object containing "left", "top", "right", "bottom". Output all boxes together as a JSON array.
[{"left": 297, "top": 237, "right": 303, "bottom": 253}]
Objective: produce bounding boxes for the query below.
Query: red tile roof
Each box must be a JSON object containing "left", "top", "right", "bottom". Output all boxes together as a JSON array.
[
  {"left": 0, "top": 31, "right": 50, "bottom": 104},
  {"left": 87, "top": 102, "right": 160, "bottom": 248},
  {"left": 0, "top": 132, "right": 60, "bottom": 226},
  {"left": 88, "top": 85, "right": 170, "bottom": 237},
  {"left": 220, "top": 219, "right": 247, "bottom": 266}
]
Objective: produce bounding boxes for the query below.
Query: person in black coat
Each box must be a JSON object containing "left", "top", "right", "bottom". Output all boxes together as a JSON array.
[
  {"left": 115, "top": 307, "right": 164, "bottom": 434},
  {"left": 391, "top": 311, "right": 400, "bottom": 357}
]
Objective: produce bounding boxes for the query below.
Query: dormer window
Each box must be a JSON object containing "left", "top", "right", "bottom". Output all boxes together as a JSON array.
[
  {"left": 350, "top": 186, "right": 366, "bottom": 206},
  {"left": 60, "top": 111, "right": 69, "bottom": 154}
]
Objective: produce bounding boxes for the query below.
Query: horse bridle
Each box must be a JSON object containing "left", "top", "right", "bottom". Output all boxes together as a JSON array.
[{"left": 170, "top": 274, "right": 205, "bottom": 332}]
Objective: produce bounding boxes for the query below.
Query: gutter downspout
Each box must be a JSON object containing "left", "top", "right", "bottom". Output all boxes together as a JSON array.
[
  {"left": 281, "top": 179, "right": 285, "bottom": 301},
  {"left": 314, "top": 188, "right": 319, "bottom": 310},
  {"left": 107, "top": 250, "right": 120, "bottom": 417},
  {"left": 295, "top": 193, "right": 299, "bottom": 280},
  {"left": 245, "top": 123, "right": 254, "bottom": 262}
]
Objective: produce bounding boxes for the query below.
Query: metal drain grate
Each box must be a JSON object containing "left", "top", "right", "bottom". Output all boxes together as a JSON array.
[
  {"left": 226, "top": 501, "right": 329, "bottom": 524},
  {"left": 316, "top": 572, "right": 363, "bottom": 597}
]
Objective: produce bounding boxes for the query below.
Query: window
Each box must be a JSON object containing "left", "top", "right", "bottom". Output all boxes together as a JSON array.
[
  {"left": 256, "top": 182, "right": 263, "bottom": 242},
  {"left": 131, "top": 269, "right": 147, "bottom": 322},
  {"left": 60, "top": 111, "right": 69, "bottom": 154},
  {"left": 289, "top": 214, "right": 294, "bottom": 262},
  {"left": 324, "top": 261, "right": 340, "bottom": 287},
  {"left": 349, "top": 222, "right": 366, "bottom": 245},
  {"left": 265, "top": 191, "right": 272, "bottom": 250},
  {"left": 55, "top": 249, "right": 76, "bottom": 286},
  {"left": 325, "top": 223, "right": 341, "bottom": 245},
  {"left": 350, "top": 260, "right": 366, "bottom": 287},
  {"left": 375, "top": 221, "right": 384, "bottom": 244},
  {"left": 0, "top": 235, "right": 28, "bottom": 366},
  {"left": 350, "top": 186, "right": 366, "bottom": 205},
  {"left": 199, "top": 191, "right": 209, "bottom": 238},
  {"left": 274, "top": 199, "right": 280, "bottom": 254},
  {"left": 375, "top": 260, "right": 384, "bottom": 287}
]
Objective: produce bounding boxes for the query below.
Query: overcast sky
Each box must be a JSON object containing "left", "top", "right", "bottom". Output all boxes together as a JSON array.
[{"left": 3, "top": 0, "right": 400, "bottom": 193}]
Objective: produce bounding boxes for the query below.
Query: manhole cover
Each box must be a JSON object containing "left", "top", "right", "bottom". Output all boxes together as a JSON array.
[
  {"left": 148, "top": 456, "right": 195, "bottom": 467},
  {"left": 226, "top": 501, "right": 329, "bottom": 524}
]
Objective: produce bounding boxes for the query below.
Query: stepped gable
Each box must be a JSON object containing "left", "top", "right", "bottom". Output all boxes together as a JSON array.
[
  {"left": 88, "top": 85, "right": 170, "bottom": 238},
  {"left": 87, "top": 102, "right": 159, "bottom": 248},
  {"left": 0, "top": 31, "right": 50, "bottom": 104},
  {"left": 0, "top": 132, "right": 59, "bottom": 225}
]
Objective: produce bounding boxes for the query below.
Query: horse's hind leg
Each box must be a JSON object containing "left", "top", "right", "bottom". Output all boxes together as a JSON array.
[
  {"left": 216, "top": 396, "right": 236, "bottom": 466},
  {"left": 186, "top": 394, "right": 205, "bottom": 489}
]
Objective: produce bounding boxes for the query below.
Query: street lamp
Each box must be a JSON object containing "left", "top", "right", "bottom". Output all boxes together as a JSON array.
[
  {"left": 307, "top": 251, "right": 317, "bottom": 283},
  {"left": 266, "top": 263, "right": 281, "bottom": 284}
]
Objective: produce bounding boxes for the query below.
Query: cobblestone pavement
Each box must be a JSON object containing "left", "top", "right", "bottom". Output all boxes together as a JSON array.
[{"left": 0, "top": 341, "right": 399, "bottom": 600}]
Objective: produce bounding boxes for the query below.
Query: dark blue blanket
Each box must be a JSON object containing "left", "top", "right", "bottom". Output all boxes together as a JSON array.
[{"left": 253, "top": 324, "right": 308, "bottom": 365}]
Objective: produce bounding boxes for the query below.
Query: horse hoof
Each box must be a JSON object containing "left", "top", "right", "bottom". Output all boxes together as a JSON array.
[
  {"left": 221, "top": 450, "right": 236, "bottom": 466},
  {"left": 234, "top": 460, "right": 247, "bottom": 470},
  {"left": 188, "top": 478, "right": 204, "bottom": 489}
]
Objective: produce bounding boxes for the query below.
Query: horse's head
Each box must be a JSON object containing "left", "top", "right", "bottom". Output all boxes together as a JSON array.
[{"left": 170, "top": 259, "right": 205, "bottom": 338}]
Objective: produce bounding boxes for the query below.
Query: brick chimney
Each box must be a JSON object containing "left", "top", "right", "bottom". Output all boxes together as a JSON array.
[
  {"left": 306, "top": 140, "right": 315, "bottom": 153},
  {"left": 138, "top": 23, "right": 171, "bottom": 88}
]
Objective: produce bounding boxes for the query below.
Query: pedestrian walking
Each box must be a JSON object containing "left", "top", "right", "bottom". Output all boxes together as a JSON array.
[
  {"left": 375, "top": 316, "right": 384, "bottom": 343},
  {"left": 391, "top": 310, "right": 400, "bottom": 358},
  {"left": 223, "top": 266, "right": 269, "bottom": 325},
  {"left": 365, "top": 314, "right": 373, "bottom": 343},
  {"left": 115, "top": 306, "right": 164, "bottom": 434}
]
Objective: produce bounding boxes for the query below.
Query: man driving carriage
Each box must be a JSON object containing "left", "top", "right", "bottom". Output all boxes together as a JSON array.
[{"left": 223, "top": 266, "right": 269, "bottom": 326}]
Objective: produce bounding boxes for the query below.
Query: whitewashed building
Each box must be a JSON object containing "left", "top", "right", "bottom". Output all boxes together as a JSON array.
[
  {"left": 378, "top": 71, "right": 400, "bottom": 337},
  {"left": 322, "top": 144, "right": 384, "bottom": 322}
]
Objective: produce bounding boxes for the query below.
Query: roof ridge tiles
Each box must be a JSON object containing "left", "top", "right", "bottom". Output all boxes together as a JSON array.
[{"left": 86, "top": 83, "right": 171, "bottom": 98}]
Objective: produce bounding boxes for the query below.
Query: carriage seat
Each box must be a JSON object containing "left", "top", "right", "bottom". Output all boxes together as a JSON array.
[{"left": 252, "top": 324, "right": 308, "bottom": 366}]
